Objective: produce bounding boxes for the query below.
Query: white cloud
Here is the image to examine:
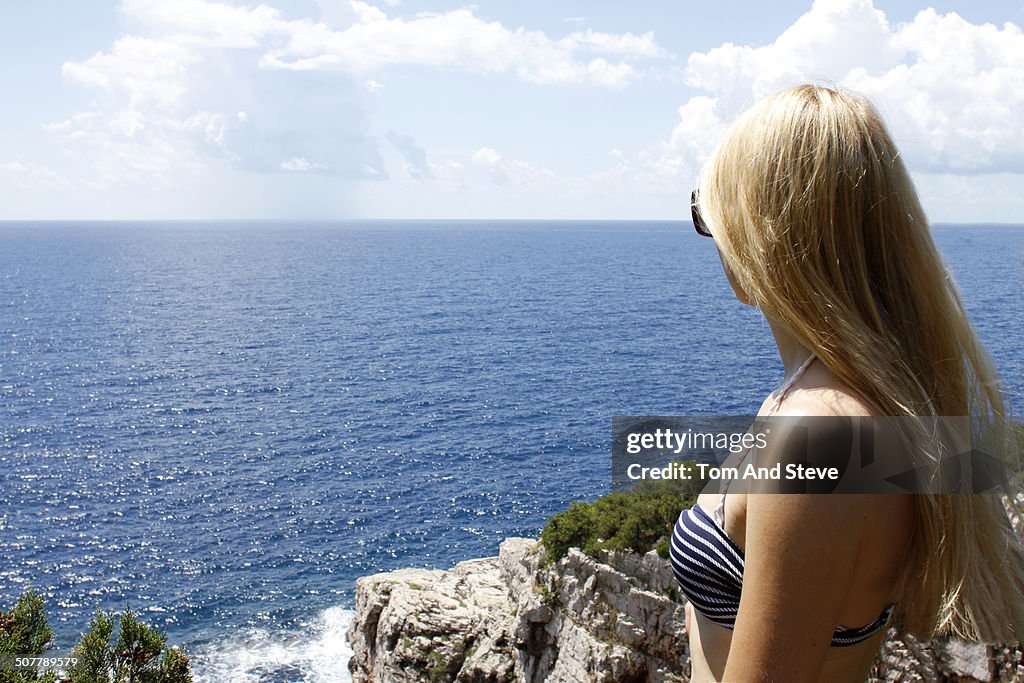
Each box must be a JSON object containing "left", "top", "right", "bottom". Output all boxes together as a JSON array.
[
  {"left": 559, "top": 29, "right": 665, "bottom": 58},
  {"left": 471, "top": 147, "right": 501, "bottom": 166},
  {"left": 470, "top": 146, "right": 552, "bottom": 185},
  {"left": 256, "top": 2, "right": 659, "bottom": 87},
  {"left": 53, "top": 1, "right": 390, "bottom": 186},
  {"left": 673, "top": 0, "right": 1024, "bottom": 174},
  {"left": 0, "top": 162, "right": 73, "bottom": 189},
  {"left": 849, "top": 9, "right": 1024, "bottom": 172},
  {"left": 63, "top": 36, "right": 197, "bottom": 107},
  {"left": 684, "top": 0, "right": 899, "bottom": 110},
  {"left": 51, "top": 0, "right": 664, "bottom": 190},
  {"left": 386, "top": 132, "right": 431, "bottom": 179},
  {"left": 119, "top": 0, "right": 285, "bottom": 49},
  {"left": 118, "top": 0, "right": 661, "bottom": 87},
  {"left": 663, "top": 95, "right": 730, "bottom": 175},
  {"left": 280, "top": 157, "right": 325, "bottom": 172}
]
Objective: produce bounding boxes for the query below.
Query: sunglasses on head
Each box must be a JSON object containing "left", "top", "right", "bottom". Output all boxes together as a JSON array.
[{"left": 691, "top": 189, "right": 712, "bottom": 238}]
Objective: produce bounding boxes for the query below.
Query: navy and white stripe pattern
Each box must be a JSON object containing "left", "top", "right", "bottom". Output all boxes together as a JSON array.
[
  {"left": 670, "top": 503, "right": 744, "bottom": 625},
  {"left": 669, "top": 503, "right": 895, "bottom": 647}
]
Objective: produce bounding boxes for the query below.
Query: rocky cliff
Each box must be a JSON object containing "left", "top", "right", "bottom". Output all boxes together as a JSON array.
[{"left": 347, "top": 538, "right": 1024, "bottom": 682}]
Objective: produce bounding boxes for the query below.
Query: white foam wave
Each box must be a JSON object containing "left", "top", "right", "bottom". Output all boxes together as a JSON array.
[{"left": 190, "top": 606, "right": 353, "bottom": 683}]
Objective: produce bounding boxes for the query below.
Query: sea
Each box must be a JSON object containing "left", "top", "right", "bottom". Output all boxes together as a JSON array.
[{"left": 0, "top": 221, "right": 1021, "bottom": 682}]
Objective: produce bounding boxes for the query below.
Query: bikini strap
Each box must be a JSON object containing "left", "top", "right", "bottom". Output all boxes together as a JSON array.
[{"left": 713, "top": 353, "right": 817, "bottom": 528}]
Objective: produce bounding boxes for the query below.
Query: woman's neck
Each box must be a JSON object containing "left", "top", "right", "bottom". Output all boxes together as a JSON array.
[{"left": 766, "top": 315, "right": 814, "bottom": 381}]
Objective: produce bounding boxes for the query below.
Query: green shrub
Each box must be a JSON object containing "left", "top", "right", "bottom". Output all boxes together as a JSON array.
[
  {"left": 540, "top": 460, "right": 706, "bottom": 563},
  {"left": 69, "top": 606, "right": 191, "bottom": 683},
  {"left": 0, "top": 588, "right": 56, "bottom": 683},
  {"left": 536, "top": 579, "right": 561, "bottom": 611},
  {"left": 0, "top": 590, "right": 190, "bottom": 683}
]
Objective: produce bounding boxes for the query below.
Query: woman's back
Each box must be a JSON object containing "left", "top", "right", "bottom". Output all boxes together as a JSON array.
[{"left": 682, "top": 354, "right": 916, "bottom": 681}]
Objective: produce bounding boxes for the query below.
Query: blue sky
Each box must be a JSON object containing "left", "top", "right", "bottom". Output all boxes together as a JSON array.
[{"left": 1, "top": 0, "right": 1023, "bottom": 221}]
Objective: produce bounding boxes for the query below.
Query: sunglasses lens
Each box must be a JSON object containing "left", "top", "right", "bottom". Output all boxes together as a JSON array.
[{"left": 691, "top": 190, "right": 711, "bottom": 237}]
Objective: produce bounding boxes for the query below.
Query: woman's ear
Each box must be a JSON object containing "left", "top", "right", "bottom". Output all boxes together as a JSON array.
[{"left": 718, "top": 248, "right": 755, "bottom": 307}]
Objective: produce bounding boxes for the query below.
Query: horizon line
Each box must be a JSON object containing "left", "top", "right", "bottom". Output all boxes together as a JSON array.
[{"left": 0, "top": 218, "right": 1022, "bottom": 227}]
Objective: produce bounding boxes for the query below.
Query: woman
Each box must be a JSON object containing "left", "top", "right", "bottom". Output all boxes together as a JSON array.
[{"left": 669, "top": 84, "right": 1024, "bottom": 682}]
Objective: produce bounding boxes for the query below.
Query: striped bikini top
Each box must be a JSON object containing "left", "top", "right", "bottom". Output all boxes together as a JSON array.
[{"left": 668, "top": 354, "right": 895, "bottom": 647}]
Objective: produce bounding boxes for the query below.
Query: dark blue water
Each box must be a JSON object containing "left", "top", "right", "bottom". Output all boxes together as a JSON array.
[{"left": 0, "top": 221, "right": 1021, "bottom": 681}]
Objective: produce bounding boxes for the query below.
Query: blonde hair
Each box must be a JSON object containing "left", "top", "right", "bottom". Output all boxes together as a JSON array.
[{"left": 697, "top": 83, "right": 1024, "bottom": 642}]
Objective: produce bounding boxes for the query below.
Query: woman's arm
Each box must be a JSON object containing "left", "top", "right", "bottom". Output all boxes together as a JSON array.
[{"left": 723, "top": 479, "right": 870, "bottom": 680}]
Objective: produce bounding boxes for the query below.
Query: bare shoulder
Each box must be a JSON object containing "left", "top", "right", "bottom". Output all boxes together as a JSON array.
[
  {"left": 760, "top": 372, "right": 916, "bottom": 589},
  {"left": 777, "top": 383, "right": 877, "bottom": 418}
]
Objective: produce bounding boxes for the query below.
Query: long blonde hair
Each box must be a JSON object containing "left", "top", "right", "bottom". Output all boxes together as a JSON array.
[{"left": 697, "top": 83, "right": 1024, "bottom": 642}]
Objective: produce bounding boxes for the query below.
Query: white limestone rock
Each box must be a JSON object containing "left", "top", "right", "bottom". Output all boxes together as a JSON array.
[{"left": 349, "top": 536, "right": 1022, "bottom": 683}]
